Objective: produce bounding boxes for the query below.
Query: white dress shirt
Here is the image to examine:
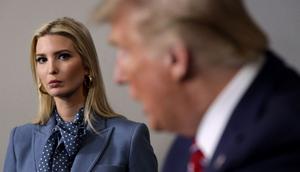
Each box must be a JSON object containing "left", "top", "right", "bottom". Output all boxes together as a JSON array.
[{"left": 195, "top": 57, "right": 265, "bottom": 163}]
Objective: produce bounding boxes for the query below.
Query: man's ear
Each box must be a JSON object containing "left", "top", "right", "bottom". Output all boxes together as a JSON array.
[{"left": 166, "top": 42, "right": 190, "bottom": 81}]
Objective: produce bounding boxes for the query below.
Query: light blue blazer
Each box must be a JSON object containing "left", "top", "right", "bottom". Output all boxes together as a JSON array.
[{"left": 4, "top": 115, "right": 158, "bottom": 172}]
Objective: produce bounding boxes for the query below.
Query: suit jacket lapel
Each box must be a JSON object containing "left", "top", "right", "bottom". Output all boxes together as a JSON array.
[
  {"left": 33, "top": 114, "right": 113, "bottom": 172},
  {"left": 207, "top": 51, "right": 284, "bottom": 171},
  {"left": 33, "top": 116, "right": 56, "bottom": 170},
  {"left": 71, "top": 116, "right": 114, "bottom": 172}
]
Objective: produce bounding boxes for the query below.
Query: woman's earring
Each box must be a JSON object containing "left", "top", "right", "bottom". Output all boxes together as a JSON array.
[
  {"left": 85, "top": 75, "right": 93, "bottom": 89},
  {"left": 38, "top": 83, "right": 48, "bottom": 95}
]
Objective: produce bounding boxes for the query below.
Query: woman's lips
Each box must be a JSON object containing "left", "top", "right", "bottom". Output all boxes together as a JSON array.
[{"left": 48, "top": 80, "right": 62, "bottom": 88}]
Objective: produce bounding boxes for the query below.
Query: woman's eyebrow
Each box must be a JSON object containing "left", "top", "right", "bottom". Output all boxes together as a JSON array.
[{"left": 35, "top": 49, "right": 72, "bottom": 56}]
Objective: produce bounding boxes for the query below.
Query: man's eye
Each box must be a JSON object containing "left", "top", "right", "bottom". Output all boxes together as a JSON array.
[
  {"left": 57, "top": 53, "right": 71, "bottom": 60},
  {"left": 35, "top": 56, "right": 47, "bottom": 64}
]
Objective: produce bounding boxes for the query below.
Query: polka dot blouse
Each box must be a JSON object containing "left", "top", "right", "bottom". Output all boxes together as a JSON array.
[{"left": 38, "top": 108, "right": 87, "bottom": 172}]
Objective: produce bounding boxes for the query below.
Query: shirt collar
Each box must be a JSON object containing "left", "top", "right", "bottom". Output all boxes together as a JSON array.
[
  {"left": 54, "top": 107, "right": 85, "bottom": 125},
  {"left": 195, "top": 57, "right": 265, "bottom": 162}
]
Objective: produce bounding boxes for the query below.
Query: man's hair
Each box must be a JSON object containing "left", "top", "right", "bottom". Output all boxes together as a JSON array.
[{"left": 95, "top": 0, "right": 268, "bottom": 67}]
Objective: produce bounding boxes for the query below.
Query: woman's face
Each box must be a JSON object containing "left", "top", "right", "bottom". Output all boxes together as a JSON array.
[{"left": 35, "top": 34, "right": 87, "bottom": 100}]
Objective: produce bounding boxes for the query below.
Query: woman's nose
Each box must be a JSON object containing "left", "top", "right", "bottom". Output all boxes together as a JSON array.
[{"left": 48, "top": 59, "right": 58, "bottom": 75}]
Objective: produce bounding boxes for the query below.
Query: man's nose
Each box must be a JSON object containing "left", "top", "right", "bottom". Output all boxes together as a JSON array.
[{"left": 113, "top": 52, "right": 128, "bottom": 85}]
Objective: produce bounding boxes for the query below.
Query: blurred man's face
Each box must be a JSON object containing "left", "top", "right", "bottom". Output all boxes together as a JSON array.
[{"left": 108, "top": 12, "right": 185, "bottom": 131}]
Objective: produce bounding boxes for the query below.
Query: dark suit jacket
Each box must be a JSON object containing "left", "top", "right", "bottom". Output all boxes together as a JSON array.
[
  {"left": 4, "top": 115, "right": 158, "bottom": 172},
  {"left": 162, "top": 51, "right": 300, "bottom": 172}
]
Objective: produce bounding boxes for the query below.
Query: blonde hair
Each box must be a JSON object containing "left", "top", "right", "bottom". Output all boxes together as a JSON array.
[
  {"left": 31, "top": 17, "right": 118, "bottom": 127},
  {"left": 95, "top": 0, "right": 268, "bottom": 67}
]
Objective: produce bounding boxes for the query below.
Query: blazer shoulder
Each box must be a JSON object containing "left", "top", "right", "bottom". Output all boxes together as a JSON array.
[
  {"left": 15, "top": 123, "right": 38, "bottom": 130},
  {"left": 10, "top": 123, "right": 38, "bottom": 143},
  {"left": 106, "top": 116, "right": 143, "bottom": 127},
  {"left": 106, "top": 117, "right": 150, "bottom": 143}
]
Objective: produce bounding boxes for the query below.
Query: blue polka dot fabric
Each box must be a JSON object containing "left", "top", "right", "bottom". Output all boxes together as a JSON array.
[{"left": 38, "top": 108, "right": 87, "bottom": 172}]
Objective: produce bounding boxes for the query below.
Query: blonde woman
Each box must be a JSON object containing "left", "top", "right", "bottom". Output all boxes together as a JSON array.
[{"left": 4, "top": 17, "right": 157, "bottom": 172}]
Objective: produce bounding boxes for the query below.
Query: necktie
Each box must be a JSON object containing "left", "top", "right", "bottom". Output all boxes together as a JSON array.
[
  {"left": 187, "top": 141, "right": 204, "bottom": 172},
  {"left": 38, "top": 108, "right": 87, "bottom": 172}
]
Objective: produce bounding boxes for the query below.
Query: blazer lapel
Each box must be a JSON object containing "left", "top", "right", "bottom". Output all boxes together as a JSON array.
[
  {"left": 33, "top": 116, "right": 56, "bottom": 170},
  {"left": 71, "top": 117, "right": 114, "bottom": 172}
]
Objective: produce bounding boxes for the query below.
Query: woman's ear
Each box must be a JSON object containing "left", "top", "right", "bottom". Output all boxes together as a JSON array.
[
  {"left": 84, "top": 66, "right": 89, "bottom": 75},
  {"left": 166, "top": 41, "right": 190, "bottom": 81}
]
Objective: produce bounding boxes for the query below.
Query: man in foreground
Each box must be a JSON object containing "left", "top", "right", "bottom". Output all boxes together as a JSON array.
[{"left": 95, "top": 0, "right": 300, "bottom": 171}]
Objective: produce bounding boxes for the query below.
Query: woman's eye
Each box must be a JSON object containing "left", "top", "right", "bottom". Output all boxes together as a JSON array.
[
  {"left": 58, "top": 53, "right": 71, "bottom": 60},
  {"left": 35, "top": 56, "right": 47, "bottom": 64}
]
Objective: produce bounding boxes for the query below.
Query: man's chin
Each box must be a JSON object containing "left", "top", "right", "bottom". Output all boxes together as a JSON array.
[
  {"left": 148, "top": 119, "right": 164, "bottom": 131},
  {"left": 144, "top": 109, "right": 164, "bottom": 131}
]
